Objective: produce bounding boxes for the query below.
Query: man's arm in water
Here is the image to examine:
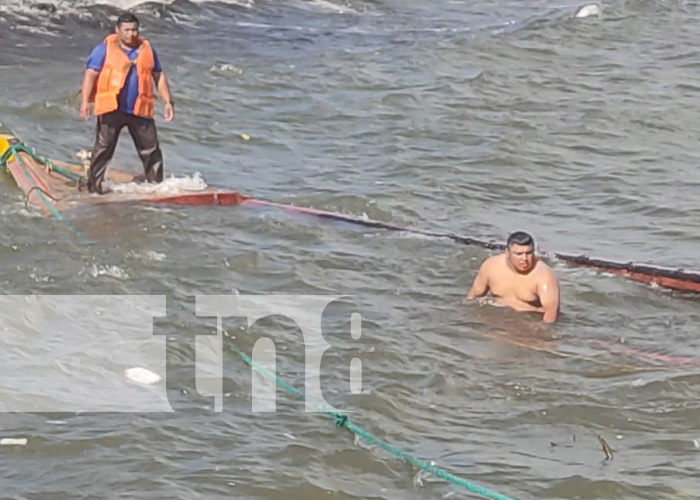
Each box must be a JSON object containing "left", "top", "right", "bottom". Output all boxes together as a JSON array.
[
  {"left": 539, "top": 270, "right": 560, "bottom": 323},
  {"left": 466, "top": 260, "right": 491, "bottom": 300}
]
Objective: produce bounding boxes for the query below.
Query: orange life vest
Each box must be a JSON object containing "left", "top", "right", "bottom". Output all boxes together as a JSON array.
[{"left": 91, "top": 34, "right": 156, "bottom": 118}]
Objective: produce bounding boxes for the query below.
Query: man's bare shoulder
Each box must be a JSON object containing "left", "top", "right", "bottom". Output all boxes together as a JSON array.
[
  {"left": 479, "top": 254, "right": 504, "bottom": 270},
  {"left": 533, "top": 259, "right": 558, "bottom": 281}
]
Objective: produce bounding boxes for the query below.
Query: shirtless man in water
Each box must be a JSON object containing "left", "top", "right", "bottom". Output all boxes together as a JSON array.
[{"left": 466, "top": 231, "right": 560, "bottom": 323}]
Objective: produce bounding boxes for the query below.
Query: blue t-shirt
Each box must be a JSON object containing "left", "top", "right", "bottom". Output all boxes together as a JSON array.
[{"left": 86, "top": 42, "right": 162, "bottom": 115}]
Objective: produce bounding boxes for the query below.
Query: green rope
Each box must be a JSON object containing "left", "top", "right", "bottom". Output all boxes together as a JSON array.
[
  {"left": 1, "top": 142, "right": 90, "bottom": 243},
  {"left": 47, "top": 162, "right": 85, "bottom": 184},
  {"left": 228, "top": 340, "right": 519, "bottom": 500},
  {"left": 0, "top": 144, "right": 16, "bottom": 169},
  {"left": 1, "top": 142, "right": 86, "bottom": 184}
]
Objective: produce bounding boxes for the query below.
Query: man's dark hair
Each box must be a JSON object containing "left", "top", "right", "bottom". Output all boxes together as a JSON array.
[
  {"left": 507, "top": 231, "right": 534, "bottom": 248},
  {"left": 117, "top": 12, "right": 140, "bottom": 27}
]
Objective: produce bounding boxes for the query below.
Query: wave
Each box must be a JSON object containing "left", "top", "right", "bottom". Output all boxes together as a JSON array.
[
  {"left": 0, "top": 0, "right": 387, "bottom": 43},
  {"left": 0, "top": 0, "right": 378, "bottom": 18},
  {"left": 0, "top": 0, "right": 627, "bottom": 46}
]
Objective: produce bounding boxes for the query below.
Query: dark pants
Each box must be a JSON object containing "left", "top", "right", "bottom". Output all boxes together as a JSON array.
[{"left": 87, "top": 110, "right": 164, "bottom": 193}]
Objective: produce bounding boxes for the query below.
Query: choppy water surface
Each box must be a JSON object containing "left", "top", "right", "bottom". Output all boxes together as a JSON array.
[{"left": 1, "top": 1, "right": 699, "bottom": 499}]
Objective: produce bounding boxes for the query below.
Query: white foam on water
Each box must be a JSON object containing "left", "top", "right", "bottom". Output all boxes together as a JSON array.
[
  {"left": 12, "top": 24, "right": 61, "bottom": 36},
  {"left": 209, "top": 63, "right": 244, "bottom": 76},
  {"left": 106, "top": 172, "right": 208, "bottom": 196},
  {"left": 303, "top": 0, "right": 354, "bottom": 14},
  {"left": 87, "top": 264, "right": 130, "bottom": 279},
  {"left": 28, "top": 269, "right": 53, "bottom": 283},
  {"left": 1, "top": 200, "right": 44, "bottom": 218},
  {"left": 2, "top": 0, "right": 256, "bottom": 12},
  {"left": 125, "top": 250, "right": 167, "bottom": 262},
  {"left": 143, "top": 250, "right": 166, "bottom": 261},
  {"left": 0, "top": 0, "right": 252, "bottom": 26}
]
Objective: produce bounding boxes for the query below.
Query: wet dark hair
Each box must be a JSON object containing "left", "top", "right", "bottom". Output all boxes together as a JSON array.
[
  {"left": 507, "top": 231, "right": 534, "bottom": 248},
  {"left": 117, "top": 13, "right": 140, "bottom": 27}
]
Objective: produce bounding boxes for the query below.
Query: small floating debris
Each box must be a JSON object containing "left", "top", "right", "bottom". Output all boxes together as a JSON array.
[
  {"left": 0, "top": 438, "right": 28, "bottom": 446},
  {"left": 124, "top": 367, "right": 162, "bottom": 385},
  {"left": 575, "top": 4, "right": 602, "bottom": 18},
  {"left": 413, "top": 470, "right": 427, "bottom": 488},
  {"left": 598, "top": 434, "right": 614, "bottom": 460}
]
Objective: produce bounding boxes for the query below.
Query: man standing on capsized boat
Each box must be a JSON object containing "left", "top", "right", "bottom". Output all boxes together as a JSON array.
[
  {"left": 466, "top": 231, "right": 560, "bottom": 323},
  {"left": 80, "top": 12, "right": 174, "bottom": 194}
]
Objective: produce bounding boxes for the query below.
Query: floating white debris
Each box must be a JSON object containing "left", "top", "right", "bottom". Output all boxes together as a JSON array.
[
  {"left": 412, "top": 470, "right": 424, "bottom": 488},
  {"left": 0, "top": 438, "right": 28, "bottom": 446},
  {"left": 693, "top": 439, "right": 700, "bottom": 449},
  {"left": 124, "top": 367, "right": 162, "bottom": 385},
  {"left": 575, "top": 4, "right": 602, "bottom": 18}
]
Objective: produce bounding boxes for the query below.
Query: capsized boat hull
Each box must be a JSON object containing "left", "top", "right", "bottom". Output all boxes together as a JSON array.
[{"left": 0, "top": 134, "right": 247, "bottom": 212}]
